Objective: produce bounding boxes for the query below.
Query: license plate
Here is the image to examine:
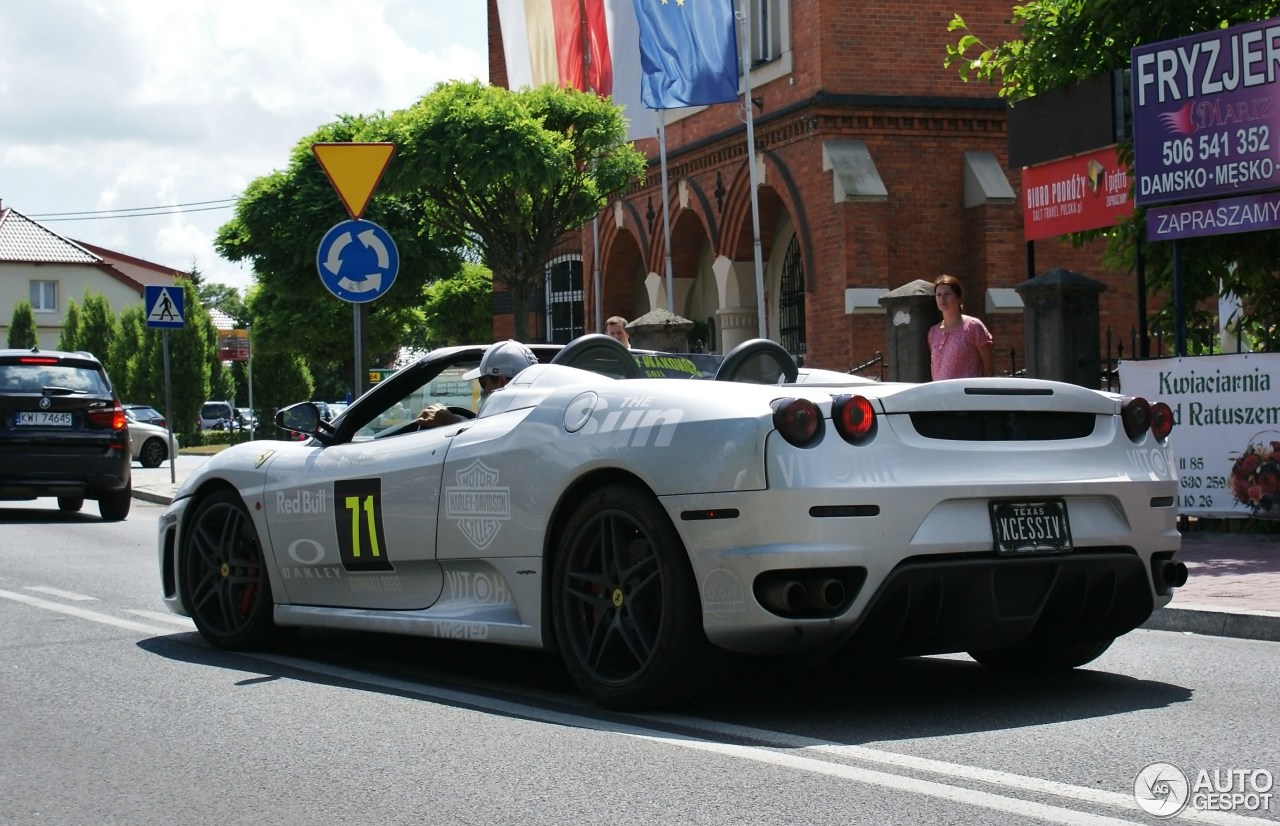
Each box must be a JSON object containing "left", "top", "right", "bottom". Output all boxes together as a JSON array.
[
  {"left": 16, "top": 411, "right": 73, "bottom": 427},
  {"left": 989, "top": 499, "right": 1072, "bottom": 555}
]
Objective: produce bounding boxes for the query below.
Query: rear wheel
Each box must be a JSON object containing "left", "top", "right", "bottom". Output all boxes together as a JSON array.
[
  {"left": 551, "top": 484, "right": 723, "bottom": 710},
  {"left": 138, "top": 437, "right": 168, "bottom": 468},
  {"left": 180, "top": 490, "right": 277, "bottom": 649},
  {"left": 968, "top": 638, "right": 1115, "bottom": 673},
  {"left": 57, "top": 495, "right": 84, "bottom": 512},
  {"left": 98, "top": 483, "right": 131, "bottom": 521}
]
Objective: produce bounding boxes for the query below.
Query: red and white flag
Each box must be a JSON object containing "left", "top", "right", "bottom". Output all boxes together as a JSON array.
[{"left": 497, "top": 0, "right": 648, "bottom": 141}]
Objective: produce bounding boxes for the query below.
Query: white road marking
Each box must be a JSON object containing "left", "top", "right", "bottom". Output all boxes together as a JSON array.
[
  {"left": 648, "top": 714, "right": 1271, "bottom": 826},
  {"left": 126, "top": 609, "right": 194, "bottom": 627},
  {"left": 0, "top": 589, "right": 174, "bottom": 636},
  {"left": 252, "top": 652, "right": 1278, "bottom": 826},
  {"left": 24, "top": 586, "right": 97, "bottom": 601}
]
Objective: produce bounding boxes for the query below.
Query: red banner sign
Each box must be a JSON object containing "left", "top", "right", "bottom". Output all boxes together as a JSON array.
[{"left": 1022, "top": 146, "right": 1133, "bottom": 241}]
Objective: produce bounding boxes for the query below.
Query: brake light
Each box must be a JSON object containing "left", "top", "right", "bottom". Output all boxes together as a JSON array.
[
  {"left": 1150, "top": 401, "right": 1174, "bottom": 441},
  {"left": 832, "top": 394, "right": 876, "bottom": 443},
  {"left": 18, "top": 356, "right": 58, "bottom": 364},
  {"left": 1121, "top": 396, "right": 1152, "bottom": 441},
  {"left": 87, "top": 403, "right": 127, "bottom": 431},
  {"left": 771, "top": 397, "right": 821, "bottom": 447}
]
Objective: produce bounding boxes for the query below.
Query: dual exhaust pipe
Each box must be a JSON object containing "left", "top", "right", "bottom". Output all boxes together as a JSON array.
[
  {"left": 1152, "top": 558, "right": 1189, "bottom": 594},
  {"left": 757, "top": 574, "right": 848, "bottom": 617}
]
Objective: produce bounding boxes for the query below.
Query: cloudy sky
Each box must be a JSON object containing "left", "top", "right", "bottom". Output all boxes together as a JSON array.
[{"left": 0, "top": 0, "right": 488, "bottom": 293}]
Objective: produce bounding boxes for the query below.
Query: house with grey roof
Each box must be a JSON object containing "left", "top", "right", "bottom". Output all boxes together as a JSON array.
[{"left": 0, "top": 203, "right": 185, "bottom": 349}]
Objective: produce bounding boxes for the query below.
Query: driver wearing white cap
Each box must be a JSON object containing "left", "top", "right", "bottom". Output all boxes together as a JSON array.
[{"left": 416, "top": 340, "right": 538, "bottom": 429}]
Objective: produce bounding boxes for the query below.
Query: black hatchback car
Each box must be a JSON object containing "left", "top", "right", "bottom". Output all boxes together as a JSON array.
[{"left": 0, "top": 349, "right": 132, "bottom": 520}]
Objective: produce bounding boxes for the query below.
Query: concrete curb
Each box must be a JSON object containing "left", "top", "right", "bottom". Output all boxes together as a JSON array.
[
  {"left": 132, "top": 489, "right": 173, "bottom": 507},
  {"left": 1142, "top": 605, "right": 1280, "bottom": 643}
]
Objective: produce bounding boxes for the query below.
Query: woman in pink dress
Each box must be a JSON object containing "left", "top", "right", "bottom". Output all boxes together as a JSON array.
[{"left": 927, "top": 274, "right": 993, "bottom": 380}]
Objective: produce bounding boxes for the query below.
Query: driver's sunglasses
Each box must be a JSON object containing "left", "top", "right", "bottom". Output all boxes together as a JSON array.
[{"left": 478, "top": 374, "right": 502, "bottom": 390}]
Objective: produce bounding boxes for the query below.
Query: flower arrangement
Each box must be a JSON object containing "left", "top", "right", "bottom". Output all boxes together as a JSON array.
[{"left": 1230, "top": 436, "right": 1280, "bottom": 516}]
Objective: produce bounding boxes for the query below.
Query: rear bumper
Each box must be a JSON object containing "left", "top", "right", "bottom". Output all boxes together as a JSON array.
[
  {"left": 0, "top": 449, "right": 131, "bottom": 498},
  {"left": 664, "top": 481, "right": 1179, "bottom": 656}
]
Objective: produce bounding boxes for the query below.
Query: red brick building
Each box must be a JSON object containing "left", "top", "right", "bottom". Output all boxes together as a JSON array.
[{"left": 487, "top": 1, "right": 1136, "bottom": 374}]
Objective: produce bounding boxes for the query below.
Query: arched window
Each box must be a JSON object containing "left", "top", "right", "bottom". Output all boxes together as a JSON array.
[
  {"left": 778, "top": 236, "right": 806, "bottom": 358},
  {"left": 544, "top": 256, "right": 584, "bottom": 344}
]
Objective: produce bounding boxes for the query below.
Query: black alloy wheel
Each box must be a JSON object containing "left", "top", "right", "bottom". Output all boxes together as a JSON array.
[
  {"left": 552, "top": 484, "right": 722, "bottom": 710},
  {"left": 180, "top": 490, "right": 276, "bottom": 649}
]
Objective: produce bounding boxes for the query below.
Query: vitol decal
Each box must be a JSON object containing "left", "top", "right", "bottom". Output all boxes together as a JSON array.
[
  {"left": 774, "top": 452, "right": 897, "bottom": 487},
  {"left": 1127, "top": 446, "right": 1174, "bottom": 479},
  {"left": 444, "top": 569, "right": 512, "bottom": 605},
  {"left": 445, "top": 459, "right": 511, "bottom": 551},
  {"left": 577, "top": 395, "right": 683, "bottom": 448}
]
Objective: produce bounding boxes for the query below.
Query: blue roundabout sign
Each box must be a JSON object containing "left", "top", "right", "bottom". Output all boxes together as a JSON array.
[{"left": 316, "top": 219, "right": 399, "bottom": 303}]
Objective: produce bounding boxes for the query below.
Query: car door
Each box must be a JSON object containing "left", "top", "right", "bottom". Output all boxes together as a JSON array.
[{"left": 262, "top": 351, "right": 484, "bottom": 610}]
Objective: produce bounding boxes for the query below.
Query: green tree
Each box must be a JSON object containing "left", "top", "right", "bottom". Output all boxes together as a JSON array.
[
  {"left": 946, "top": 0, "right": 1280, "bottom": 352},
  {"left": 248, "top": 350, "right": 314, "bottom": 439},
  {"left": 77, "top": 291, "right": 121, "bottom": 381},
  {"left": 386, "top": 80, "right": 646, "bottom": 341},
  {"left": 417, "top": 262, "right": 494, "bottom": 348},
  {"left": 57, "top": 300, "right": 81, "bottom": 351},
  {"left": 7, "top": 300, "right": 37, "bottom": 348},
  {"left": 110, "top": 307, "right": 148, "bottom": 402},
  {"left": 154, "top": 281, "right": 216, "bottom": 440}
]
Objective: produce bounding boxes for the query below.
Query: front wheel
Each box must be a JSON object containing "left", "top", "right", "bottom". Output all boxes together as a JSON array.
[
  {"left": 968, "top": 637, "right": 1115, "bottom": 673},
  {"left": 179, "top": 490, "right": 277, "bottom": 649},
  {"left": 551, "top": 484, "right": 723, "bottom": 710}
]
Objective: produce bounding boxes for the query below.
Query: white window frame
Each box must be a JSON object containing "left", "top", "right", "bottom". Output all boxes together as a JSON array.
[{"left": 30, "top": 280, "right": 58, "bottom": 312}]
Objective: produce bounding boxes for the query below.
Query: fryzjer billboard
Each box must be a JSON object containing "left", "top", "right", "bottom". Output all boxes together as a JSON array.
[
  {"left": 1131, "top": 18, "right": 1280, "bottom": 206},
  {"left": 1022, "top": 146, "right": 1133, "bottom": 240}
]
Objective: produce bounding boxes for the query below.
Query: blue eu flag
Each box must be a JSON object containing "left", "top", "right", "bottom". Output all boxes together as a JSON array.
[{"left": 635, "top": 0, "right": 739, "bottom": 109}]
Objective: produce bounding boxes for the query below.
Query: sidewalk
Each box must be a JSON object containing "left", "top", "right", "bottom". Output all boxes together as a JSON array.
[{"left": 131, "top": 455, "right": 1280, "bottom": 644}]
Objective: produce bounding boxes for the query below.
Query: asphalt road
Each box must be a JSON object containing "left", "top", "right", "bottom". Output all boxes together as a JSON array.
[{"left": 2, "top": 499, "right": 1278, "bottom": 825}]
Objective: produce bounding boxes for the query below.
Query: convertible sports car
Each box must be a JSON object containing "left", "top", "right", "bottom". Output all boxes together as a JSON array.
[{"left": 157, "top": 335, "right": 1185, "bottom": 709}]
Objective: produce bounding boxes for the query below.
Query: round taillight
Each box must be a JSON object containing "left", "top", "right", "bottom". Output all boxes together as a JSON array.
[
  {"left": 1150, "top": 401, "right": 1174, "bottom": 441},
  {"left": 832, "top": 394, "right": 875, "bottom": 443},
  {"left": 1121, "top": 396, "right": 1151, "bottom": 440},
  {"left": 771, "top": 397, "right": 821, "bottom": 447}
]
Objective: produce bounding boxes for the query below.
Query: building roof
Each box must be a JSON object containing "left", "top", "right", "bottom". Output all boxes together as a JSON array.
[
  {"left": 75, "top": 239, "right": 187, "bottom": 288},
  {"left": 209, "top": 308, "right": 236, "bottom": 330},
  {"left": 0, "top": 207, "right": 100, "bottom": 264}
]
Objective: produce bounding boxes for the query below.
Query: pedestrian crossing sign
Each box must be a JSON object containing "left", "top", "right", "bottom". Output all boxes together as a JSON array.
[{"left": 145, "top": 285, "right": 185, "bottom": 329}]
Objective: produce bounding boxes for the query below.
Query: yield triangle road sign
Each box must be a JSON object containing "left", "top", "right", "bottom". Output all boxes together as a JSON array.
[{"left": 312, "top": 142, "right": 396, "bottom": 220}]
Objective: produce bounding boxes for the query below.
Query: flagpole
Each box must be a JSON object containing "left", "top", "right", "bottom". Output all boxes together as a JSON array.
[
  {"left": 592, "top": 216, "right": 602, "bottom": 331},
  {"left": 740, "top": 8, "right": 767, "bottom": 339},
  {"left": 658, "top": 110, "right": 675, "bottom": 312}
]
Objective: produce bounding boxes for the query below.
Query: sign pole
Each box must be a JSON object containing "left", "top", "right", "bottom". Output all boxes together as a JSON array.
[
  {"left": 353, "top": 304, "right": 364, "bottom": 400},
  {"left": 162, "top": 329, "right": 175, "bottom": 485}
]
